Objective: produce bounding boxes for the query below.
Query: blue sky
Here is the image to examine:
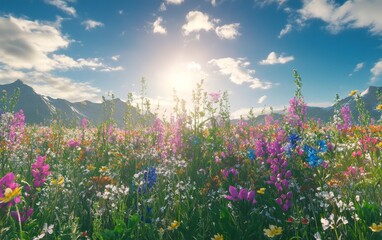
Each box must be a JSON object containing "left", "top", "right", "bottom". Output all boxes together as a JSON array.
[{"left": 0, "top": 0, "right": 382, "bottom": 118}]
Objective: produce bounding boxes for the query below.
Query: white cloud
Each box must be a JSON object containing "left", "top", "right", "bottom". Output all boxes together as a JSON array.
[
  {"left": 111, "top": 55, "right": 120, "bottom": 61},
  {"left": 159, "top": 3, "right": 167, "bottom": 11},
  {"left": 82, "top": 19, "right": 104, "bottom": 31},
  {"left": 255, "top": 0, "right": 287, "bottom": 7},
  {"left": 182, "top": 11, "right": 215, "bottom": 36},
  {"left": 349, "top": 62, "right": 364, "bottom": 76},
  {"left": 44, "top": 0, "right": 76, "bottom": 16},
  {"left": 152, "top": 17, "right": 167, "bottom": 34},
  {"left": 215, "top": 23, "right": 240, "bottom": 40},
  {"left": 211, "top": 0, "right": 217, "bottom": 6},
  {"left": 165, "top": 0, "right": 184, "bottom": 4},
  {"left": 258, "top": 95, "right": 267, "bottom": 104},
  {"left": 0, "top": 16, "right": 69, "bottom": 71},
  {"left": 118, "top": 10, "right": 123, "bottom": 15},
  {"left": 371, "top": 59, "right": 382, "bottom": 82},
  {"left": 299, "top": 0, "right": 382, "bottom": 35},
  {"left": 187, "top": 61, "right": 201, "bottom": 71},
  {"left": 0, "top": 68, "right": 101, "bottom": 102},
  {"left": 278, "top": 23, "right": 292, "bottom": 38},
  {"left": 259, "top": 52, "right": 294, "bottom": 65},
  {"left": 209, "top": 57, "right": 273, "bottom": 89}
]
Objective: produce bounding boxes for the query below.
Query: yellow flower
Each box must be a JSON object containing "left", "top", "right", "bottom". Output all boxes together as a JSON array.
[
  {"left": 264, "top": 225, "right": 282, "bottom": 238},
  {"left": 211, "top": 233, "right": 224, "bottom": 240},
  {"left": 0, "top": 187, "right": 22, "bottom": 203},
  {"left": 87, "top": 164, "right": 95, "bottom": 171},
  {"left": 349, "top": 90, "right": 358, "bottom": 96},
  {"left": 51, "top": 176, "right": 65, "bottom": 186},
  {"left": 377, "top": 142, "right": 382, "bottom": 149},
  {"left": 257, "top": 188, "right": 266, "bottom": 195},
  {"left": 167, "top": 220, "right": 180, "bottom": 231},
  {"left": 369, "top": 222, "right": 382, "bottom": 232},
  {"left": 158, "top": 227, "right": 164, "bottom": 236},
  {"left": 376, "top": 104, "right": 382, "bottom": 111},
  {"left": 99, "top": 166, "right": 108, "bottom": 172}
]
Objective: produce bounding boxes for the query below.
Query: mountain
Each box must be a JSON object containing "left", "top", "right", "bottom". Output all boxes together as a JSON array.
[
  {"left": 0, "top": 80, "right": 381, "bottom": 126},
  {"left": 237, "top": 86, "right": 382, "bottom": 125},
  {"left": 0, "top": 80, "right": 147, "bottom": 127}
]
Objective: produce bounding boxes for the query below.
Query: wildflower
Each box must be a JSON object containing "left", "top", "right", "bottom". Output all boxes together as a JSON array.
[
  {"left": 67, "top": 139, "right": 80, "bottom": 148},
  {"left": 51, "top": 176, "right": 65, "bottom": 186},
  {"left": 221, "top": 168, "right": 238, "bottom": 178},
  {"left": 289, "top": 133, "right": 300, "bottom": 148},
  {"left": 369, "top": 222, "right": 382, "bottom": 232},
  {"left": 211, "top": 233, "right": 224, "bottom": 240},
  {"left": 0, "top": 172, "right": 22, "bottom": 208},
  {"left": 248, "top": 149, "right": 256, "bottom": 161},
  {"left": 377, "top": 142, "right": 382, "bottom": 149},
  {"left": 225, "top": 186, "right": 256, "bottom": 204},
  {"left": 87, "top": 165, "right": 96, "bottom": 171},
  {"left": 303, "top": 145, "right": 323, "bottom": 168},
  {"left": 99, "top": 166, "right": 108, "bottom": 172},
  {"left": 264, "top": 225, "right": 282, "bottom": 238},
  {"left": 209, "top": 92, "right": 221, "bottom": 103},
  {"left": 349, "top": 90, "right": 358, "bottom": 96},
  {"left": 11, "top": 207, "right": 33, "bottom": 223},
  {"left": 31, "top": 155, "right": 50, "bottom": 188},
  {"left": 257, "top": 188, "right": 266, "bottom": 195},
  {"left": 168, "top": 220, "right": 180, "bottom": 231},
  {"left": 0, "top": 187, "right": 22, "bottom": 204},
  {"left": 377, "top": 104, "right": 382, "bottom": 110}
]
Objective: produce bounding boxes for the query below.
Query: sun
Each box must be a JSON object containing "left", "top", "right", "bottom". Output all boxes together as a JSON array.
[{"left": 165, "top": 61, "right": 203, "bottom": 95}]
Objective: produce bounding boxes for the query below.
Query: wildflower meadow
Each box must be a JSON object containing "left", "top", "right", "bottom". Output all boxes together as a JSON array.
[{"left": 1, "top": 71, "right": 382, "bottom": 240}]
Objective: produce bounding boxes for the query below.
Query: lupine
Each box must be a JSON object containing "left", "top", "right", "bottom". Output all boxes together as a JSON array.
[{"left": 31, "top": 155, "right": 50, "bottom": 188}]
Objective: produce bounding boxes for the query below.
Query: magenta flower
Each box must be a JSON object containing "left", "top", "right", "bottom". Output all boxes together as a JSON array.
[
  {"left": 31, "top": 155, "right": 50, "bottom": 188},
  {"left": 0, "top": 172, "right": 21, "bottom": 208},
  {"left": 67, "top": 139, "right": 80, "bottom": 148},
  {"left": 226, "top": 186, "right": 257, "bottom": 204}
]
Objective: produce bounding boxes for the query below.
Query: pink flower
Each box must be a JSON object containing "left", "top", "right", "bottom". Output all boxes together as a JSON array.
[
  {"left": 0, "top": 172, "right": 21, "bottom": 208},
  {"left": 226, "top": 186, "right": 257, "bottom": 204},
  {"left": 31, "top": 155, "right": 50, "bottom": 188},
  {"left": 11, "top": 207, "right": 33, "bottom": 222}
]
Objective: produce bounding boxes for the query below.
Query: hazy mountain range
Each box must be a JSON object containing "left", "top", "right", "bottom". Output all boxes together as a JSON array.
[{"left": 0, "top": 80, "right": 381, "bottom": 126}]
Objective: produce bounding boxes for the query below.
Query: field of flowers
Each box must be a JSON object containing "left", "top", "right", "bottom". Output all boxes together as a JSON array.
[{"left": 1, "top": 71, "right": 382, "bottom": 240}]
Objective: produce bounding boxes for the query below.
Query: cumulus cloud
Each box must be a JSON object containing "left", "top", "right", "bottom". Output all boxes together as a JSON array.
[
  {"left": 0, "top": 16, "right": 123, "bottom": 102},
  {"left": 371, "top": 59, "right": 382, "bottom": 82},
  {"left": 209, "top": 57, "right": 273, "bottom": 89},
  {"left": 259, "top": 52, "right": 294, "bottom": 65},
  {"left": 258, "top": 95, "right": 267, "bottom": 104},
  {"left": 298, "top": 0, "right": 382, "bottom": 35},
  {"left": 215, "top": 23, "right": 240, "bottom": 39},
  {"left": 182, "top": 11, "right": 215, "bottom": 36},
  {"left": 0, "top": 16, "right": 69, "bottom": 71},
  {"left": 44, "top": 0, "right": 76, "bottom": 16},
  {"left": 82, "top": 19, "right": 104, "bottom": 31},
  {"left": 152, "top": 17, "right": 167, "bottom": 34},
  {"left": 165, "top": 0, "right": 184, "bottom": 4},
  {"left": 278, "top": 23, "right": 292, "bottom": 38}
]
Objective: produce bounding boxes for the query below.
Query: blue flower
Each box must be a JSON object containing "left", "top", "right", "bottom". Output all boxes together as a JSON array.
[
  {"left": 317, "top": 140, "right": 327, "bottom": 152},
  {"left": 289, "top": 133, "right": 300, "bottom": 149},
  {"left": 144, "top": 167, "right": 157, "bottom": 189},
  {"left": 303, "top": 145, "right": 323, "bottom": 168},
  {"left": 248, "top": 149, "right": 256, "bottom": 161}
]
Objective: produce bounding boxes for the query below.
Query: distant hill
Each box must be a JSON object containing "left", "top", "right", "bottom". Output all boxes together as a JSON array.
[
  {"left": 0, "top": 80, "right": 381, "bottom": 126},
  {"left": 0, "top": 80, "right": 148, "bottom": 127},
  {"left": 234, "top": 86, "right": 382, "bottom": 125}
]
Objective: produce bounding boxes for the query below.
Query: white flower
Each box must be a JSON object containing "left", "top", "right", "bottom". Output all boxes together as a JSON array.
[{"left": 314, "top": 232, "right": 321, "bottom": 240}]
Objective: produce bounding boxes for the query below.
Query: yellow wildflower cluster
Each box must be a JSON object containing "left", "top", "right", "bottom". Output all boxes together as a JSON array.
[
  {"left": 167, "top": 220, "right": 180, "bottom": 231},
  {"left": 370, "top": 222, "right": 382, "bottom": 232},
  {"left": 211, "top": 233, "right": 224, "bottom": 240},
  {"left": 264, "top": 225, "right": 282, "bottom": 238},
  {"left": 0, "top": 187, "right": 22, "bottom": 203}
]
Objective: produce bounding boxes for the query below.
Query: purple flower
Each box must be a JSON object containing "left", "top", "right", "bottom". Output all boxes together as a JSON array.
[
  {"left": 226, "top": 186, "right": 256, "bottom": 204},
  {"left": 67, "top": 139, "right": 80, "bottom": 148},
  {"left": 31, "top": 155, "right": 50, "bottom": 188},
  {"left": 11, "top": 207, "right": 33, "bottom": 223}
]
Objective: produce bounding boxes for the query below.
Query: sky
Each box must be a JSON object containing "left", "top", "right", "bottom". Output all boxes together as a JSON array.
[{"left": 0, "top": 0, "right": 382, "bottom": 118}]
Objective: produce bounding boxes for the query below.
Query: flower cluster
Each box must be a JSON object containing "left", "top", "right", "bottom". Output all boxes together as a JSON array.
[
  {"left": 31, "top": 155, "right": 51, "bottom": 188},
  {"left": 225, "top": 186, "right": 256, "bottom": 205}
]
